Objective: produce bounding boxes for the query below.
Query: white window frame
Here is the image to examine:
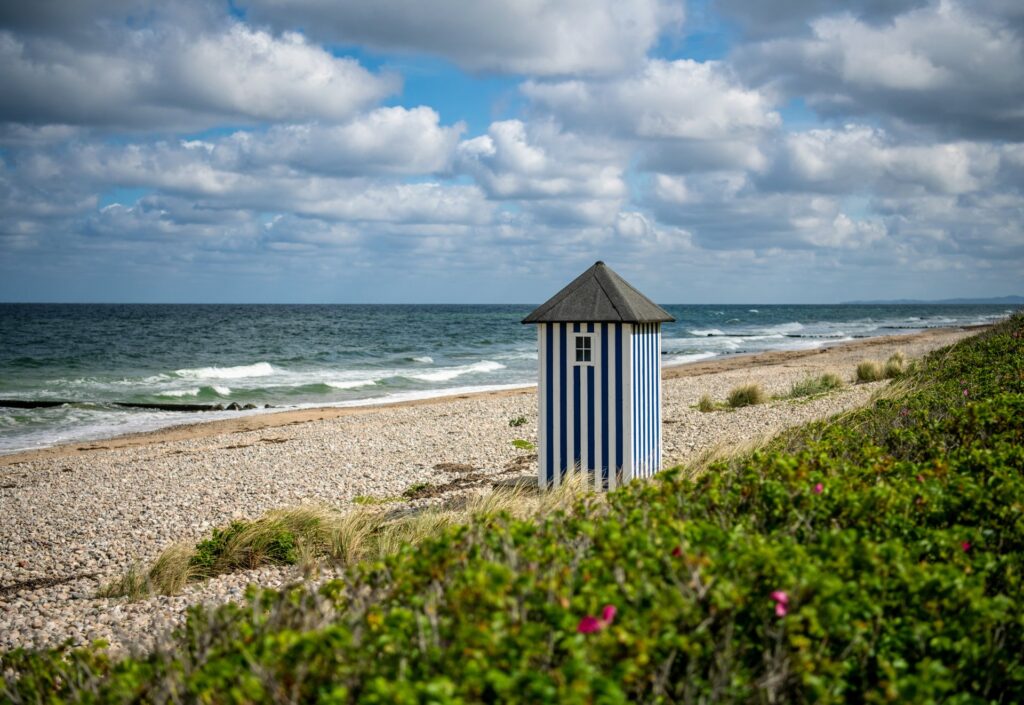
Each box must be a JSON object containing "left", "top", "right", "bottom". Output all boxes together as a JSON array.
[{"left": 573, "top": 333, "right": 594, "bottom": 366}]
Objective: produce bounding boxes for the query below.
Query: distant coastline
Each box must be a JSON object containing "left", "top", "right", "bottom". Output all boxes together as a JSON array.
[{"left": 842, "top": 295, "right": 1024, "bottom": 305}]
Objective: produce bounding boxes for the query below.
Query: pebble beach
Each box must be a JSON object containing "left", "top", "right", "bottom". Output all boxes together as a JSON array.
[{"left": 0, "top": 326, "right": 979, "bottom": 653}]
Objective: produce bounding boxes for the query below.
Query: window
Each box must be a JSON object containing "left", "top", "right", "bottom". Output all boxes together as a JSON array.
[{"left": 574, "top": 334, "right": 593, "bottom": 364}]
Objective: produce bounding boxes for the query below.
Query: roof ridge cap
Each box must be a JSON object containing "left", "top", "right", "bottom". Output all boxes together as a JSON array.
[{"left": 592, "top": 263, "right": 625, "bottom": 322}]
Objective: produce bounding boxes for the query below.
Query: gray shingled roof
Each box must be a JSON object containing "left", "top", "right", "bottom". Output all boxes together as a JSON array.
[{"left": 522, "top": 261, "right": 675, "bottom": 324}]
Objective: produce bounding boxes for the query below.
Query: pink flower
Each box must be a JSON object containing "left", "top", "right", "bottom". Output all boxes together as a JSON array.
[
  {"left": 601, "top": 605, "right": 617, "bottom": 624},
  {"left": 916, "top": 475, "right": 925, "bottom": 483},
  {"left": 963, "top": 388, "right": 969, "bottom": 397},
  {"left": 961, "top": 541, "right": 971, "bottom": 552},
  {"left": 577, "top": 604, "right": 617, "bottom": 634},
  {"left": 813, "top": 482, "right": 824, "bottom": 495},
  {"left": 770, "top": 590, "right": 789, "bottom": 617},
  {"left": 577, "top": 616, "right": 602, "bottom": 634}
]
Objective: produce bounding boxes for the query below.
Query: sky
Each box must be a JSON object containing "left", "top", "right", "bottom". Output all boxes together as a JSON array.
[{"left": 0, "top": 0, "right": 1022, "bottom": 304}]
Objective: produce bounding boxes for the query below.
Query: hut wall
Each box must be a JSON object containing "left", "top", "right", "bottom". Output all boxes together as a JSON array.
[
  {"left": 629, "top": 322, "right": 663, "bottom": 479},
  {"left": 537, "top": 322, "right": 634, "bottom": 490}
]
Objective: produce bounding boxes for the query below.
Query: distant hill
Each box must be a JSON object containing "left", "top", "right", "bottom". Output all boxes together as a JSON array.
[{"left": 842, "top": 295, "right": 1024, "bottom": 305}]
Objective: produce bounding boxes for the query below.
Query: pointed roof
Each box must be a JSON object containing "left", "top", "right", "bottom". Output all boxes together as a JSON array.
[{"left": 522, "top": 261, "right": 675, "bottom": 324}]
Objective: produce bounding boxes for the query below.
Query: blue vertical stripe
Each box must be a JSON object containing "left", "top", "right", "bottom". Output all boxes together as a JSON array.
[
  {"left": 545, "top": 323, "right": 553, "bottom": 487},
  {"left": 601, "top": 323, "right": 609, "bottom": 488},
  {"left": 615, "top": 324, "right": 622, "bottom": 471},
  {"left": 646, "top": 324, "right": 651, "bottom": 475},
  {"left": 559, "top": 323, "right": 567, "bottom": 479}
]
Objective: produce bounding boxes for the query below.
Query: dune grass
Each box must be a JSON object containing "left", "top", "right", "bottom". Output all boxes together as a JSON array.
[
  {"left": 99, "top": 475, "right": 592, "bottom": 600},
  {"left": 696, "top": 394, "right": 716, "bottom": 412},
  {"left": 857, "top": 352, "right": 907, "bottom": 383},
  {"left": 855, "top": 359, "right": 884, "bottom": 382},
  {"left": 726, "top": 383, "right": 766, "bottom": 408},
  {"left": 785, "top": 372, "right": 845, "bottom": 399},
  {"left": 883, "top": 351, "right": 906, "bottom": 378}
]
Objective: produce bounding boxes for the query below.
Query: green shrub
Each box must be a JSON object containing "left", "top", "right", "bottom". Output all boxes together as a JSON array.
[
  {"left": 786, "top": 372, "right": 845, "bottom": 398},
  {"left": 727, "top": 382, "right": 766, "bottom": 407},
  {"left": 697, "top": 394, "right": 716, "bottom": 412},
  {"left": 855, "top": 359, "right": 884, "bottom": 382},
  {"left": 189, "top": 521, "right": 248, "bottom": 575},
  {"left": 7, "top": 314, "right": 1024, "bottom": 704}
]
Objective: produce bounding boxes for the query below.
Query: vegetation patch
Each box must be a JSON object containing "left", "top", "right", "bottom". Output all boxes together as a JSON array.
[
  {"left": 784, "top": 372, "right": 844, "bottom": 399},
  {"left": 855, "top": 359, "right": 884, "bottom": 382},
  {"left": 508, "top": 415, "right": 528, "bottom": 427},
  {"left": 7, "top": 315, "right": 1024, "bottom": 703},
  {"left": 433, "top": 462, "right": 477, "bottom": 473},
  {"left": 351, "top": 494, "right": 401, "bottom": 506},
  {"left": 883, "top": 351, "right": 906, "bottom": 379},
  {"left": 726, "top": 382, "right": 766, "bottom": 407},
  {"left": 696, "top": 393, "right": 716, "bottom": 412}
]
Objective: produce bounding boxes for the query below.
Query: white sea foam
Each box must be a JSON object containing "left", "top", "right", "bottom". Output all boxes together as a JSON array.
[
  {"left": 664, "top": 352, "right": 717, "bottom": 366},
  {"left": 175, "top": 362, "right": 274, "bottom": 380},
  {"left": 158, "top": 388, "right": 200, "bottom": 398},
  {"left": 689, "top": 328, "right": 725, "bottom": 336},
  {"left": 324, "top": 379, "right": 379, "bottom": 390},
  {"left": 412, "top": 356, "right": 434, "bottom": 364},
  {"left": 749, "top": 309, "right": 760, "bottom": 313},
  {"left": 763, "top": 322, "right": 804, "bottom": 335},
  {"left": 408, "top": 360, "right": 506, "bottom": 382},
  {"left": 158, "top": 385, "right": 232, "bottom": 398}
]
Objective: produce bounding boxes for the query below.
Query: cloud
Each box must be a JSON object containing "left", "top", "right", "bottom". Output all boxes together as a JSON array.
[
  {"left": 762, "top": 125, "right": 1006, "bottom": 195},
  {"left": 736, "top": 1, "right": 1024, "bottom": 139},
  {"left": 712, "top": 0, "right": 926, "bottom": 38},
  {"left": 240, "top": 0, "right": 683, "bottom": 76},
  {"left": 217, "top": 107, "right": 464, "bottom": 177},
  {"left": 523, "top": 59, "right": 779, "bottom": 171},
  {"left": 0, "top": 22, "right": 398, "bottom": 129},
  {"left": 456, "top": 119, "right": 627, "bottom": 200}
]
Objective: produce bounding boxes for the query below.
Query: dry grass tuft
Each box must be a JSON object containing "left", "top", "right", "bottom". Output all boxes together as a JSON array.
[
  {"left": 786, "top": 372, "right": 845, "bottom": 399},
  {"left": 727, "top": 383, "right": 766, "bottom": 408},
  {"left": 100, "top": 474, "right": 601, "bottom": 600},
  {"left": 856, "top": 360, "right": 884, "bottom": 383},
  {"left": 884, "top": 352, "right": 906, "bottom": 379},
  {"left": 697, "top": 394, "right": 716, "bottom": 412}
]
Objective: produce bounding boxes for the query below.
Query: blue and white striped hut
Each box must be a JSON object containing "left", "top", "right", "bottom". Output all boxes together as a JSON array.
[{"left": 523, "top": 261, "right": 675, "bottom": 490}]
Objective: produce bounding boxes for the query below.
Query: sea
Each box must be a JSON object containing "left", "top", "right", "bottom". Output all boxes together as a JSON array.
[{"left": 0, "top": 303, "right": 1015, "bottom": 454}]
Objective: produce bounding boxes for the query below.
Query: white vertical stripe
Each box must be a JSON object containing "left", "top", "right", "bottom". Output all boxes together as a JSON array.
[
  {"left": 657, "top": 327, "right": 662, "bottom": 475},
  {"left": 618, "top": 321, "right": 626, "bottom": 481},
  {"left": 565, "top": 323, "right": 575, "bottom": 482},
  {"left": 552, "top": 324, "right": 561, "bottom": 488},
  {"left": 581, "top": 346, "right": 589, "bottom": 484}
]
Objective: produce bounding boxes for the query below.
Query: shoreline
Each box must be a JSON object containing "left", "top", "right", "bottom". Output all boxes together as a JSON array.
[{"left": 0, "top": 325, "right": 984, "bottom": 468}]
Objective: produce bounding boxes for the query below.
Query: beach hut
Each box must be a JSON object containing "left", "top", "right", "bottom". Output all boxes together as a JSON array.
[{"left": 522, "top": 261, "right": 675, "bottom": 490}]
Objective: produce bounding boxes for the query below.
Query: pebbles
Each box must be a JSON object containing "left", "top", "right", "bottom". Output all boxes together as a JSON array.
[{"left": 0, "top": 329, "right": 975, "bottom": 654}]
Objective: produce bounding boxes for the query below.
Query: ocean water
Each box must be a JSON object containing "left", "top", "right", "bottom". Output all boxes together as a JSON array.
[{"left": 0, "top": 303, "right": 1015, "bottom": 453}]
